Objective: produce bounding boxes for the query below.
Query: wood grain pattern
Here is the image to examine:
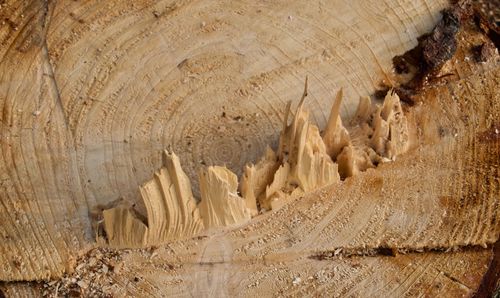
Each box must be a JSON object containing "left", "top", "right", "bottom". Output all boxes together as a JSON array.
[{"left": 0, "top": 1, "right": 498, "bottom": 297}]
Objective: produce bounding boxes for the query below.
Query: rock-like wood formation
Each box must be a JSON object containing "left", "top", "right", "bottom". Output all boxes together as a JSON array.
[
  {"left": 102, "top": 151, "right": 203, "bottom": 248},
  {"left": 101, "top": 81, "right": 409, "bottom": 248},
  {"left": 198, "top": 165, "right": 250, "bottom": 228},
  {"left": 255, "top": 80, "right": 342, "bottom": 210},
  {"left": 240, "top": 146, "right": 279, "bottom": 215},
  {"left": 0, "top": 0, "right": 499, "bottom": 296}
]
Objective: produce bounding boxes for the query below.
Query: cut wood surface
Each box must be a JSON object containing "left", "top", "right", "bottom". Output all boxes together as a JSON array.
[
  {"left": 0, "top": 0, "right": 499, "bottom": 296},
  {"left": 33, "top": 64, "right": 495, "bottom": 298},
  {"left": 100, "top": 82, "right": 411, "bottom": 249}
]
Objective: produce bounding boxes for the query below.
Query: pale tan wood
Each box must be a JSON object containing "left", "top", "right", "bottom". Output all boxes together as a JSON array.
[
  {"left": 323, "top": 88, "right": 351, "bottom": 159},
  {"left": 262, "top": 80, "right": 340, "bottom": 207},
  {"left": 371, "top": 91, "right": 410, "bottom": 160},
  {"left": 102, "top": 151, "right": 203, "bottom": 248},
  {"left": 240, "top": 146, "right": 279, "bottom": 215},
  {"left": 37, "top": 64, "right": 497, "bottom": 297},
  {"left": 0, "top": 2, "right": 498, "bottom": 298},
  {"left": 102, "top": 206, "right": 148, "bottom": 248},
  {"left": 264, "top": 162, "right": 291, "bottom": 210},
  {"left": 198, "top": 166, "right": 251, "bottom": 228},
  {"left": 49, "top": 65, "right": 495, "bottom": 298}
]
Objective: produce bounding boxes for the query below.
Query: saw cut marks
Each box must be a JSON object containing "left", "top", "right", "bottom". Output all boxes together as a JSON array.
[
  {"left": 34, "top": 63, "right": 500, "bottom": 297},
  {"left": 102, "top": 83, "right": 411, "bottom": 248},
  {"left": 1, "top": 0, "right": 454, "bottom": 281}
]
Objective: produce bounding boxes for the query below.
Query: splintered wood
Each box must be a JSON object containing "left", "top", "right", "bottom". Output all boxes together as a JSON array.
[
  {"left": 1, "top": 1, "right": 499, "bottom": 296},
  {"left": 101, "top": 83, "right": 410, "bottom": 248},
  {"left": 199, "top": 166, "right": 251, "bottom": 228},
  {"left": 102, "top": 152, "right": 203, "bottom": 248}
]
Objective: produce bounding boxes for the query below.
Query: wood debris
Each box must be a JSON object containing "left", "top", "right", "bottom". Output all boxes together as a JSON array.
[
  {"left": 198, "top": 166, "right": 251, "bottom": 228},
  {"left": 102, "top": 151, "right": 203, "bottom": 248},
  {"left": 101, "top": 83, "right": 410, "bottom": 248}
]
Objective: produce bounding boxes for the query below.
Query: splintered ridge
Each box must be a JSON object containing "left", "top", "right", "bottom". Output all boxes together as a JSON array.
[{"left": 101, "top": 80, "right": 410, "bottom": 248}]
